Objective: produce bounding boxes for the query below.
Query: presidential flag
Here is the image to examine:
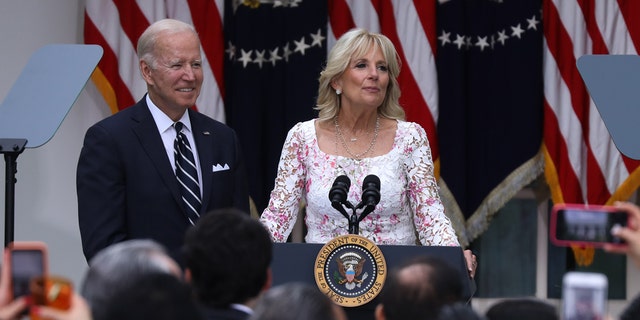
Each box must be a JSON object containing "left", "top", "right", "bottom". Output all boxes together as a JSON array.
[
  {"left": 223, "top": 0, "right": 327, "bottom": 211},
  {"left": 436, "top": 0, "right": 544, "bottom": 245}
]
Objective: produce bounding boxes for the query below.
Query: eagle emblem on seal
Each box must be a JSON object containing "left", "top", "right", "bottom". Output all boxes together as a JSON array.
[{"left": 335, "top": 252, "right": 369, "bottom": 290}]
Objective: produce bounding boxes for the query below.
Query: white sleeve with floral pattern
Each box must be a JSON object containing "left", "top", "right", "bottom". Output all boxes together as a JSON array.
[
  {"left": 403, "top": 123, "right": 460, "bottom": 246},
  {"left": 259, "top": 122, "right": 307, "bottom": 242}
]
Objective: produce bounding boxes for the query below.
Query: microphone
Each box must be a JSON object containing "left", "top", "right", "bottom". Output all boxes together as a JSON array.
[
  {"left": 329, "top": 175, "right": 350, "bottom": 205},
  {"left": 357, "top": 175, "right": 380, "bottom": 223},
  {"left": 361, "top": 175, "right": 381, "bottom": 207},
  {"left": 329, "top": 175, "right": 352, "bottom": 220}
]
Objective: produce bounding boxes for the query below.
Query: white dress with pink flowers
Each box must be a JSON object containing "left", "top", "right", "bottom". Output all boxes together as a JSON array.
[{"left": 260, "top": 119, "right": 460, "bottom": 246}]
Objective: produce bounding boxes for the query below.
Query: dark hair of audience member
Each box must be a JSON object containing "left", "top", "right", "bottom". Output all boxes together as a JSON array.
[
  {"left": 183, "top": 208, "right": 273, "bottom": 308},
  {"left": 437, "top": 303, "right": 487, "bottom": 320},
  {"left": 621, "top": 293, "right": 640, "bottom": 320},
  {"left": 248, "top": 282, "right": 346, "bottom": 320},
  {"left": 378, "top": 255, "right": 463, "bottom": 320},
  {"left": 485, "top": 298, "right": 558, "bottom": 320},
  {"left": 100, "top": 272, "right": 203, "bottom": 320}
]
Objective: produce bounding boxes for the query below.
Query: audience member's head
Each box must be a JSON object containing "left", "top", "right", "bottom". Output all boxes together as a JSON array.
[
  {"left": 81, "top": 239, "right": 181, "bottom": 319},
  {"left": 375, "top": 255, "right": 464, "bottom": 320},
  {"left": 485, "top": 298, "right": 558, "bottom": 320},
  {"left": 437, "top": 303, "right": 487, "bottom": 320},
  {"left": 100, "top": 272, "right": 203, "bottom": 320},
  {"left": 621, "top": 293, "right": 640, "bottom": 320},
  {"left": 183, "top": 208, "right": 273, "bottom": 309},
  {"left": 248, "top": 282, "right": 347, "bottom": 320}
]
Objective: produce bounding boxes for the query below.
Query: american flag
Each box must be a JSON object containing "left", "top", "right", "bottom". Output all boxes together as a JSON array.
[
  {"left": 223, "top": 1, "right": 326, "bottom": 212},
  {"left": 84, "top": 0, "right": 226, "bottom": 121},
  {"left": 543, "top": 0, "right": 640, "bottom": 206}
]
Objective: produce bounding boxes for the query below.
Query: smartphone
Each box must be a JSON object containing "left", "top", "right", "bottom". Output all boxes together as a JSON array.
[
  {"left": 562, "top": 272, "right": 607, "bottom": 320},
  {"left": 550, "top": 203, "right": 629, "bottom": 248},
  {"left": 7, "top": 241, "right": 48, "bottom": 300}
]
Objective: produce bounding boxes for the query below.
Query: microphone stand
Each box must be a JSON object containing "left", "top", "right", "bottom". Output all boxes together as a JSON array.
[
  {"left": 333, "top": 203, "right": 363, "bottom": 235},
  {"left": 332, "top": 201, "right": 359, "bottom": 234},
  {"left": 349, "top": 208, "right": 359, "bottom": 234}
]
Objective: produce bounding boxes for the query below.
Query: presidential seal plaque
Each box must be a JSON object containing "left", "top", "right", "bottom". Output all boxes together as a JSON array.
[{"left": 314, "top": 234, "right": 387, "bottom": 307}]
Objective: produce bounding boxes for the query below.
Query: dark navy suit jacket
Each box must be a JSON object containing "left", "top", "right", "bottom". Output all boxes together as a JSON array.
[{"left": 77, "top": 97, "right": 249, "bottom": 263}]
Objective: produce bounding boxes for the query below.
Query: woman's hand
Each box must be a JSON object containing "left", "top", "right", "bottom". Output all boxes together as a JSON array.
[
  {"left": 463, "top": 249, "right": 477, "bottom": 278},
  {"left": 0, "top": 249, "right": 30, "bottom": 320},
  {"left": 603, "top": 201, "right": 640, "bottom": 268}
]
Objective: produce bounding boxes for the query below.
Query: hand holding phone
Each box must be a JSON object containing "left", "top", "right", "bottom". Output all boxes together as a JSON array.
[
  {"left": 602, "top": 201, "right": 640, "bottom": 268},
  {"left": 6, "top": 241, "right": 48, "bottom": 300},
  {"left": 550, "top": 204, "right": 629, "bottom": 248}
]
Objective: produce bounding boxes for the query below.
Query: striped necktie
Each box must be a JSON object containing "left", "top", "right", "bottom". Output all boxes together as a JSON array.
[{"left": 173, "top": 121, "right": 201, "bottom": 225}]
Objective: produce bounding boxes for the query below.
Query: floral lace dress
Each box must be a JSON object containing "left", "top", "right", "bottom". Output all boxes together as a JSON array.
[{"left": 260, "top": 119, "right": 459, "bottom": 246}]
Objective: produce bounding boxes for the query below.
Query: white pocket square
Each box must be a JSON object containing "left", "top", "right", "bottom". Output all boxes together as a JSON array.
[{"left": 212, "top": 163, "right": 230, "bottom": 172}]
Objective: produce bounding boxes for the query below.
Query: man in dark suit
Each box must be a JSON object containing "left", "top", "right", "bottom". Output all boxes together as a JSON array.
[
  {"left": 77, "top": 18, "right": 249, "bottom": 264},
  {"left": 183, "top": 208, "right": 273, "bottom": 320}
]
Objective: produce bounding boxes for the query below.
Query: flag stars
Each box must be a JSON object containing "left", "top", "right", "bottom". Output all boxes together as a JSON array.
[
  {"left": 511, "top": 23, "right": 524, "bottom": 39},
  {"left": 294, "top": 36, "right": 311, "bottom": 55},
  {"left": 497, "top": 29, "right": 509, "bottom": 45},
  {"left": 254, "top": 50, "right": 266, "bottom": 68},
  {"left": 283, "top": 42, "right": 292, "bottom": 62},
  {"left": 527, "top": 15, "right": 540, "bottom": 30},
  {"left": 225, "top": 42, "right": 236, "bottom": 60},
  {"left": 438, "top": 30, "right": 451, "bottom": 46},
  {"left": 464, "top": 36, "right": 473, "bottom": 49},
  {"left": 269, "top": 47, "right": 282, "bottom": 66},
  {"left": 439, "top": 13, "right": 540, "bottom": 52},
  {"left": 310, "top": 28, "right": 325, "bottom": 47},
  {"left": 227, "top": 29, "right": 325, "bottom": 68},
  {"left": 238, "top": 49, "right": 253, "bottom": 68},
  {"left": 453, "top": 34, "right": 465, "bottom": 49},
  {"left": 475, "top": 36, "right": 489, "bottom": 51}
]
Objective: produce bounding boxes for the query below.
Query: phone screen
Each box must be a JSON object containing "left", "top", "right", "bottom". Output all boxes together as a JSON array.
[
  {"left": 11, "top": 249, "right": 44, "bottom": 298},
  {"left": 555, "top": 208, "right": 628, "bottom": 244},
  {"left": 562, "top": 272, "right": 608, "bottom": 320}
]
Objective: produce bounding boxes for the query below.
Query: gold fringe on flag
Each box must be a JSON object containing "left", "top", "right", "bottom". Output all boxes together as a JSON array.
[{"left": 570, "top": 244, "right": 595, "bottom": 267}]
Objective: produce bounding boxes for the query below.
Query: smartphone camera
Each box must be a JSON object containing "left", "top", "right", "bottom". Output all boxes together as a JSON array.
[
  {"left": 7, "top": 241, "right": 48, "bottom": 301},
  {"left": 562, "top": 272, "right": 608, "bottom": 320},
  {"left": 551, "top": 204, "right": 629, "bottom": 248}
]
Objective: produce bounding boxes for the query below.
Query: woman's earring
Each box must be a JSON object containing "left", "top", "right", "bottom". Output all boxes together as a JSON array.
[{"left": 336, "top": 89, "right": 342, "bottom": 95}]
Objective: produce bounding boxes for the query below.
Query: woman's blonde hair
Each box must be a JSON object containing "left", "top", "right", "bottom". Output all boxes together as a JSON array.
[{"left": 315, "top": 28, "right": 405, "bottom": 121}]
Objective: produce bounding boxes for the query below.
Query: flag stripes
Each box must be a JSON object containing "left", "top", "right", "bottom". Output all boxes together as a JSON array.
[
  {"left": 328, "top": 0, "right": 440, "bottom": 167},
  {"left": 543, "top": 0, "right": 640, "bottom": 206},
  {"left": 84, "top": 0, "right": 226, "bottom": 122}
]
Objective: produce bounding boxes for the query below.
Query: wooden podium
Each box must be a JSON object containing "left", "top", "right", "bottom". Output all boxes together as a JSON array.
[{"left": 271, "top": 243, "right": 475, "bottom": 320}]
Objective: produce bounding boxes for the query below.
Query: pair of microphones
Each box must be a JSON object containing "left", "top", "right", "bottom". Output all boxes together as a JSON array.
[{"left": 328, "top": 175, "right": 381, "bottom": 234}]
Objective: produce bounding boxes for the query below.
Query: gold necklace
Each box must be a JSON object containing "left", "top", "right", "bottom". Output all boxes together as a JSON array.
[{"left": 334, "top": 116, "right": 380, "bottom": 160}]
